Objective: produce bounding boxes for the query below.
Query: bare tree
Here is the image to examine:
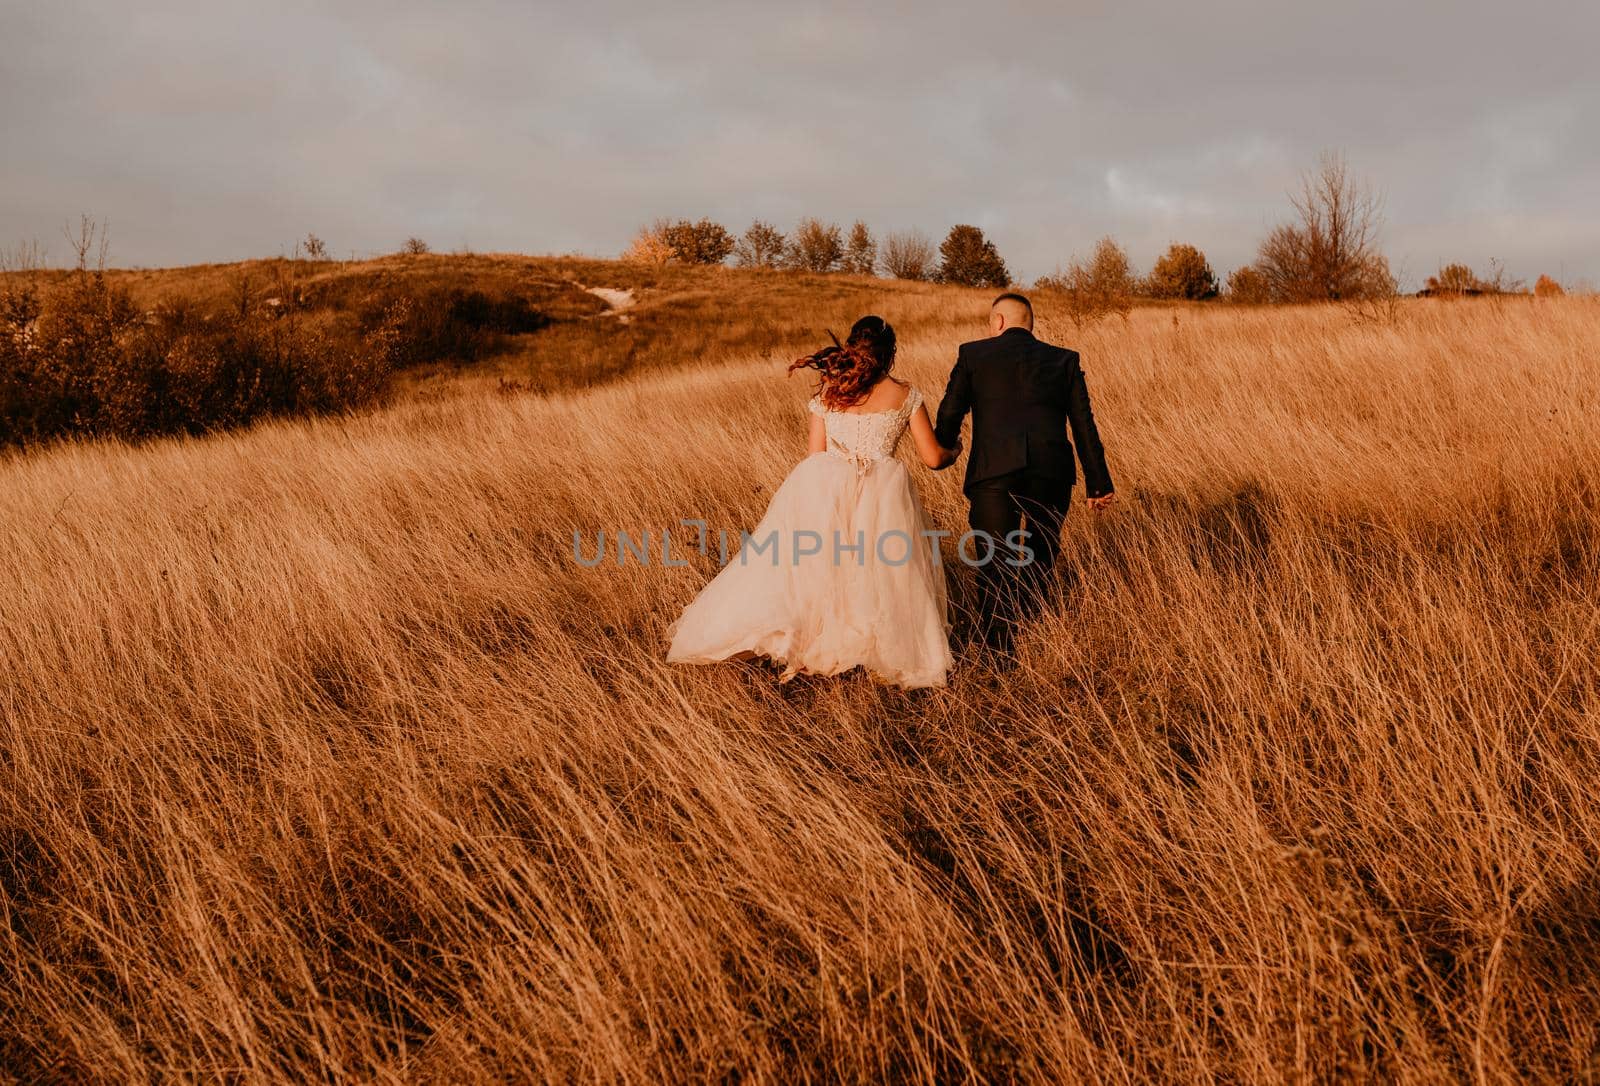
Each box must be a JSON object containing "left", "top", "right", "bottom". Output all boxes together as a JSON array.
[
  {"left": 64, "top": 215, "right": 110, "bottom": 273},
  {"left": 0, "top": 239, "right": 46, "bottom": 275},
  {"left": 1254, "top": 152, "right": 1390, "bottom": 302},
  {"left": 881, "top": 230, "right": 934, "bottom": 281},
  {"left": 734, "top": 221, "right": 786, "bottom": 269},
  {"left": 303, "top": 234, "right": 329, "bottom": 261},
  {"left": 1479, "top": 257, "right": 1525, "bottom": 295},
  {"left": 402, "top": 237, "right": 430, "bottom": 256}
]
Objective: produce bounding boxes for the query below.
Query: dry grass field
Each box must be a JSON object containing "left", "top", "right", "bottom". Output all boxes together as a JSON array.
[{"left": 2, "top": 275, "right": 1598, "bottom": 1082}]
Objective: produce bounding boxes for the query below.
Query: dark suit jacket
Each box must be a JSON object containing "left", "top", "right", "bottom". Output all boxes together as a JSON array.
[{"left": 934, "top": 327, "right": 1113, "bottom": 498}]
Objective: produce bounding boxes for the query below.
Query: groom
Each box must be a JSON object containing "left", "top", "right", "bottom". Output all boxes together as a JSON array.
[{"left": 934, "top": 292, "right": 1115, "bottom": 651}]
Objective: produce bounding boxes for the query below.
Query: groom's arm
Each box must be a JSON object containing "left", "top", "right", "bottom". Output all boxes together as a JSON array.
[
  {"left": 933, "top": 347, "right": 972, "bottom": 451},
  {"left": 1065, "top": 352, "right": 1113, "bottom": 500}
]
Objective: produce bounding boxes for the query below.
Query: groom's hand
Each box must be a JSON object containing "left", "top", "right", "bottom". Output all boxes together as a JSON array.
[{"left": 1088, "top": 492, "right": 1117, "bottom": 512}]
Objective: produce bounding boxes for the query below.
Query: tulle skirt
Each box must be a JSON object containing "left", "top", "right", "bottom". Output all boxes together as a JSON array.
[{"left": 666, "top": 451, "right": 951, "bottom": 688}]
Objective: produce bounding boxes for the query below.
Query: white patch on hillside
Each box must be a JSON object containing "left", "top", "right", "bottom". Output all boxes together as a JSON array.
[{"left": 585, "top": 286, "right": 636, "bottom": 323}]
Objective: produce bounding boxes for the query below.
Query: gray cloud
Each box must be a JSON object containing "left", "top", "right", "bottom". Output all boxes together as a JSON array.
[{"left": 3, "top": 0, "right": 1596, "bottom": 286}]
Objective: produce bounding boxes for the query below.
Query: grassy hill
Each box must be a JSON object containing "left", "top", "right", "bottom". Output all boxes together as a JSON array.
[
  {"left": 2, "top": 253, "right": 994, "bottom": 450},
  {"left": 2, "top": 267, "right": 1598, "bottom": 1081},
  {"left": 100, "top": 252, "right": 971, "bottom": 387},
  {"left": 11, "top": 252, "right": 978, "bottom": 385}
]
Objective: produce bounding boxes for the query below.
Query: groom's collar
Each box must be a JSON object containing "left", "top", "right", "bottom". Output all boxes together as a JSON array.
[{"left": 998, "top": 326, "right": 1034, "bottom": 338}]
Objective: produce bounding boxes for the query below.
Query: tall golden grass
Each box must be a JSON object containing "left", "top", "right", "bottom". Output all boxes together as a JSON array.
[{"left": 2, "top": 290, "right": 1598, "bottom": 1082}]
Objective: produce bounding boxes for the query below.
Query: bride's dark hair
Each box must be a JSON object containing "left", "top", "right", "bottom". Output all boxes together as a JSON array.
[{"left": 788, "top": 315, "right": 897, "bottom": 410}]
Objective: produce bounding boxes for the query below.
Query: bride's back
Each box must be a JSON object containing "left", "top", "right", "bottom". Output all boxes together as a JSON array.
[
  {"left": 810, "top": 378, "right": 924, "bottom": 464},
  {"left": 794, "top": 315, "right": 958, "bottom": 472},
  {"left": 833, "top": 376, "right": 911, "bottom": 415}
]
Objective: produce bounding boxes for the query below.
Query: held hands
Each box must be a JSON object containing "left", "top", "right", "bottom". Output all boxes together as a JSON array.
[{"left": 1087, "top": 492, "right": 1117, "bottom": 513}]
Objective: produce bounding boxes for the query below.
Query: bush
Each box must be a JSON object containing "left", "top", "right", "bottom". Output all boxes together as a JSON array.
[
  {"left": 116, "top": 303, "right": 401, "bottom": 435},
  {"left": 623, "top": 219, "right": 735, "bottom": 266},
  {"left": 1424, "top": 263, "right": 1483, "bottom": 295},
  {"left": 1145, "top": 243, "right": 1218, "bottom": 300},
  {"left": 882, "top": 230, "right": 935, "bottom": 281},
  {"left": 623, "top": 221, "right": 675, "bottom": 266},
  {"left": 662, "top": 218, "right": 735, "bottom": 265},
  {"left": 1039, "top": 237, "right": 1133, "bottom": 328},
  {"left": 1, "top": 257, "right": 403, "bottom": 447},
  {"left": 1226, "top": 266, "right": 1271, "bottom": 304},
  {"left": 402, "top": 238, "right": 430, "bottom": 256},
  {"left": 1422, "top": 261, "right": 1525, "bottom": 298},
  {"left": 1535, "top": 274, "right": 1566, "bottom": 298},
  {"left": 935, "top": 225, "right": 1010, "bottom": 287},
  {"left": 357, "top": 283, "right": 548, "bottom": 366}
]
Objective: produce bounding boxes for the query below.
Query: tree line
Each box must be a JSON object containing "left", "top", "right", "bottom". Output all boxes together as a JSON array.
[
  {"left": 624, "top": 217, "right": 1003, "bottom": 286},
  {"left": 624, "top": 152, "right": 1572, "bottom": 310}
]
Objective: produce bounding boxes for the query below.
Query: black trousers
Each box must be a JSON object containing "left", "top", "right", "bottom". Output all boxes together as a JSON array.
[{"left": 965, "top": 471, "right": 1072, "bottom": 649}]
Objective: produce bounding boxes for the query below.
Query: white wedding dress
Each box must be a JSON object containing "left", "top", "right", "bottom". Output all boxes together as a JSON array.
[{"left": 666, "top": 387, "right": 952, "bottom": 688}]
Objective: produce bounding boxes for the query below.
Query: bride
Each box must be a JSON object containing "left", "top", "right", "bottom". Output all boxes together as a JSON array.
[{"left": 666, "top": 315, "right": 958, "bottom": 688}]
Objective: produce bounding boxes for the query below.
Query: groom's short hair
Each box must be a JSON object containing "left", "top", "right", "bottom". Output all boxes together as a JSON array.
[{"left": 992, "top": 292, "right": 1033, "bottom": 327}]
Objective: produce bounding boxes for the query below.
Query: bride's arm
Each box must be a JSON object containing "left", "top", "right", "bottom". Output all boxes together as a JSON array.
[
  {"left": 909, "top": 405, "right": 959, "bottom": 469},
  {"left": 808, "top": 413, "right": 827, "bottom": 456}
]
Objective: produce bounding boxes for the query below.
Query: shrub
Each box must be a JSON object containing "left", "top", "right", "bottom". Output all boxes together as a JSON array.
[
  {"left": 623, "top": 221, "right": 675, "bottom": 266},
  {"left": 786, "top": 218, "right": 844, "bottom": 273},
  {"left": 303, "top": 234, "right": 329, "bottom": 261},
  {"left": 936, "top": 225, "right": 1009, "bottom": 287},
  {"left": 1422, "top": 261, "right": 1525, "bottom": 298},
  {"left": 1424, "top": 263, "right": 1483, "bottom": 295},
  {"left": 662, "top": 218, "right": 735, "bottom": 265},
  {"left": 0, "top": 270, "right": 403, "bottom": 447},
  {"left": 1146, "top": 243, "right": 1218, "bottom": 300},
  {"left": 1535, "top": 274, "right": 1566, "bottom": 298},
  {"left": 622, "top": 218, "right": 735, "bottom": 267},
  {"left": 115, "top": 303, "right": 401, "bottom": 435},
  {"left": 1, "top": 277, "right": 67, "bottom": 442},
  {"left": 842, "top": 221, "right": 878, "bottom": 276},
  {"left": 358, "top": 283, "right": 548, "bottom": 366},
  {"left": 734, "top": 221, "right": 785, "bottom": 269},
  {"left": 0, "top": 227, "right": 408, "bottom": 447},
  {"left": 1480, "top": 258, "right": 1525, "bottom": 295},
  {"left": 1226, "top": 266, "right": 1272, "bottom": 304},
  {"left": 882, "top": 230, "right": 935, "bottom": 281},
  {"left": 1039, "top": 237, "right": 1134, "bottom": 328},
  {"left": 402, "top": 238, "right": 430, "bottom": 256}
]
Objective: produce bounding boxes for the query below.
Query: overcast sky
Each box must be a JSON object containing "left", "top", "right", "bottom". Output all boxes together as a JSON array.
[{"left": 4, "top": 0, "right": 1597, "bottom": 286}]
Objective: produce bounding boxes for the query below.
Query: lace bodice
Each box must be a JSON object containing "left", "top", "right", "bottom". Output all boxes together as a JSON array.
[{"left": 808, "top": 386, "right": 923, "bottom": 465}]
